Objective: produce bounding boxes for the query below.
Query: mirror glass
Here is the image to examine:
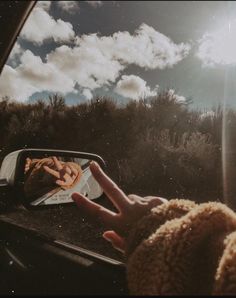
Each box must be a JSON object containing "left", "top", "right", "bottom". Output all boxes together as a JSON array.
[{"left": 23, "top": 155, "right": 103, "bottom": 206}]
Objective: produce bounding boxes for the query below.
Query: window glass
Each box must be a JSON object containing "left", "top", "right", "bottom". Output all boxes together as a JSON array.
[{"left": 0, "top": 1, "right": 236, "bottom": 235}]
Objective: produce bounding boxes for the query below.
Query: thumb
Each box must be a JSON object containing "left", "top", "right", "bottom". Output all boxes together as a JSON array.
[{"left": 103, "top": 231, "right": 125, "bottom": 253}]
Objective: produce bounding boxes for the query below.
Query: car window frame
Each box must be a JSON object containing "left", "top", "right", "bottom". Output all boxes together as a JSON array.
[{"left": 0, "top": 1, "right": 36, "bottom": 75}]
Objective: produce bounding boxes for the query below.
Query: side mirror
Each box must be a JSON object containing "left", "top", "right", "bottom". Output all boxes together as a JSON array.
[{"left": 0, "top": 149, "right": 106, "bottom": 208}]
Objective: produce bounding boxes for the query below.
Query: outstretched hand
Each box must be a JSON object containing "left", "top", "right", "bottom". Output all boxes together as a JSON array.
[
  {"left": 43, "top": 156, "right": 79, "bottom": 188},
  {"left": 72, "top": 161, "right": 167, "bottom": 253}
]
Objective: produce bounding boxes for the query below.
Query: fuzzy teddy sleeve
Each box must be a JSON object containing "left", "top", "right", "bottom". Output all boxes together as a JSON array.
[
  {"left": 125, "top": 200, "right": 236, "bottom": 295},
  {"left": 213, "top": 230, "right": 236, "bottom": 295},
  {"left": 125, "top": 199, "right": 197, "bottom": 257}
]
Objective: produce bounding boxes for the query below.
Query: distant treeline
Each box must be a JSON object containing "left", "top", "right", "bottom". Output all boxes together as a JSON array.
[{"left": 0, "top": 91, "right": 233, "bottom": 203}]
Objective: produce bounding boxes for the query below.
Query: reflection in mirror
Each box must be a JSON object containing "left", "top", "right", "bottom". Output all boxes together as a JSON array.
[{"left": 23, "top": 156, "right": 103, "bottom": 206}]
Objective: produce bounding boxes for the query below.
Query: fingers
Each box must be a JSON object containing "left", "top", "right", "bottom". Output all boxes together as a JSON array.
[
  {"left": 71, "top": 166, "right": 79, "bottom": 177},
  {"left": 26, "top": 157, "right": 31, "bottom": 165},
  {"left": 89, "top": 162, "right": 130, "bottom": 212},
  {"left": 64, "top": 166, "right": 72, "bottom": 175},
  {"left": 55, "top": 179, "right": 69, "bottom": 187},
  {"left": 128, "top": 194, "right": 167, "bottom": 206},
  {"left": 25, "top": 158, "right": 32, "bottom": 173},
  {"left": 66, "top": 164, "right": 79, "bottom": 179},
  {"left": 143, "top": 196, "right": 168, "bottom": 207},
  {"left": 128, "top": 194, "right": 143, "bottom": 202},
  {"left": 43, "top": 165, "right": 60, "bottom": 179},
  {"left": 52, "top": 156, "right": 63, "bottom": 171},
  {"left": 72, "top": 192, "right": 118, "bottom": 228},
  {"left": 103, "top": 231, "right": 125, "bottom": 253},
  {"left": 45, "top": 164, "right": 78, "bottom": 187}
]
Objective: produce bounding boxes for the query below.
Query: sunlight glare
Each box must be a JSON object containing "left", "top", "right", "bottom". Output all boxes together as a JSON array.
[{"left": 198, "top": 19, "right": 236, "bottom": 66}]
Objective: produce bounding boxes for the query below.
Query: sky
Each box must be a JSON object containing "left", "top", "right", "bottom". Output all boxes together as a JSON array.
[{"left": 1, "top": 1, "right": 236, "bottom": 109}]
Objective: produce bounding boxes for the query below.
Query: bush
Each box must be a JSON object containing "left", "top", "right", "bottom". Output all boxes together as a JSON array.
[{"left": 0, "top": 91, "right": 226, "bottom": 202}]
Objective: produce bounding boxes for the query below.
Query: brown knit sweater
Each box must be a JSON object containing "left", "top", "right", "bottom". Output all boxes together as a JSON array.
[{"left": 125, "top": 199, "right": 236, "bottom": 295}]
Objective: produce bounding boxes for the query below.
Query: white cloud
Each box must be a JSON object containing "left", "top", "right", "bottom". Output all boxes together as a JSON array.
[
  {"left": 20, "top": 6, "right": 75, "bottom": 45},
  {"left": 197, "top": 20, "right": 236, "bottom": 66},
  {"left": 109, "top": 23, "right": 191, "bottom": 69},
  {"left": 9, "top": 42, "right": 23, "bottom": 61},
  {"left": 82, "top": 89, "right": 93, "bottom": 100},
  {"left": 167, "top": 89, "right": 186, "bottom": 103},
  {"left": 115, "top": 75, "right": 158, "bottom": 100},
  {"left": 86, "top": 1, "right": 103, "bottom": 8},
  {"left": 0, "top": 50, "right": 76, "bottom": 101},
  {"left": 74, "top": 23, "right": 191, "bottom": 70},
  {"left": 36, "top": 1, "right": 51, "bottom": 12},
  {"left": 47, "top": 44, "right": 125, "bottom": 90},
  {"left": 46, "top": 23, "right": 190, "bottom": 92},
  {"left": 197, "top": 33, "right": 223, "bottom": 67},
  {"left": 57, "top": 1, "right": 79, "bottom": 14},
  {"left": 0, "top": 65, "right": 38, "bottom": 101},
  {"left": 1, "top": 23, "right": 190, "bottom": 102}
]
